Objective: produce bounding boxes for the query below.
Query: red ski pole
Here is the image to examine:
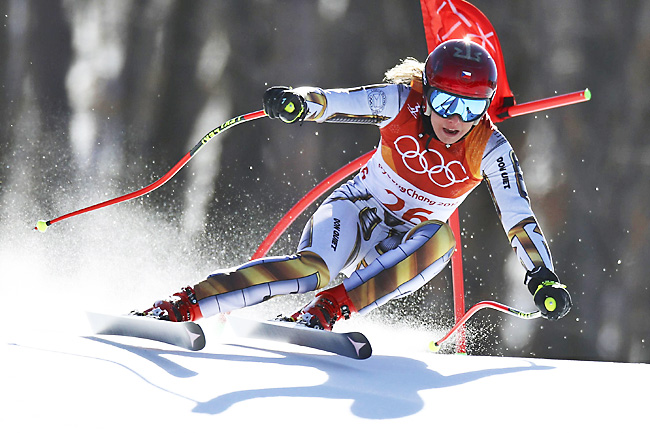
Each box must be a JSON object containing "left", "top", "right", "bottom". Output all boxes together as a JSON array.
[
  {"left": 34, "top": 110, "right": 267, "bottom": 233},
  {"left": 429, "top": 300, "right": 541, "bottom": 352}
]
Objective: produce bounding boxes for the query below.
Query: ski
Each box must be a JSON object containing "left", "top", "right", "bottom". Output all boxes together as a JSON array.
[
  {"left": 227, "top": 315, "right": 372, "bottom": 360},
  {"left": 86, "top": 312, "right": 206, "bottom": 351}
]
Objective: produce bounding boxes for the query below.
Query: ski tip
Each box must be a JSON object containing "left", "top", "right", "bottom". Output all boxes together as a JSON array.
[
  {"left": 347, "top": 332, "right": 372, "bottom": 360},
  {"left": 358, "top": 345, "right": 372, "bottom": 360},
  {"left": 185, "top": 324, "right": 207, "bottom": 351}
]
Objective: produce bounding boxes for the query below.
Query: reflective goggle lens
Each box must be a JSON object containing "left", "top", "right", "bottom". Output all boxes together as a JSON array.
[{"left": 427, "top": 89, "right": 489, "bottom": 122}]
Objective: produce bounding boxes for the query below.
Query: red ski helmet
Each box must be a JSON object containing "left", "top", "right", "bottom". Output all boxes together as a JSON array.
[{"left": 423, "top": 39, "right": 497, "bottom": 99}]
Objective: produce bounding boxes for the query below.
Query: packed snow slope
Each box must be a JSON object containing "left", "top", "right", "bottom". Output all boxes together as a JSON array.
[{"left": 3, "top": 309, "right": 647, "bottom": 431}]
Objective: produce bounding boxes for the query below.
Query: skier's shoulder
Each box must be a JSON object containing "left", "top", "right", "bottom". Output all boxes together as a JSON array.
[
  {"left": 381, "top": 80, "right": 426, "bottom": 124},
  {"left": 479, "top": 116, "right": 512, "bottom": 159}
]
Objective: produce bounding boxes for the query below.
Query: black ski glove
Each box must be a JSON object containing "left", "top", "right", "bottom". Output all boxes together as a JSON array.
[
  {"left": 263, "top": 86, "right": 307, "bottom": 124},
  {"left": 525, "top": 267, "right": 572, "bottom": 321}
]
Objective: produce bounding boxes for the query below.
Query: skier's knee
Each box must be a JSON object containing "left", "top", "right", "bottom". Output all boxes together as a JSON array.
[
  {"left": 295, "top": 250, "right": 331, "bottom": 289},
  {"left": 402, "top": 220, "right": 455, "bottom": 258}
]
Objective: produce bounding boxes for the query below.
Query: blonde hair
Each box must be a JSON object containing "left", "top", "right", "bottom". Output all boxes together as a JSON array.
[{"left": 384, "top": 57, "right": 425, "bottom": 85}]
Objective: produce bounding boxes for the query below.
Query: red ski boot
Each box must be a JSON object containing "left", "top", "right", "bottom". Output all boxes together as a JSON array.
[
  {"left": 141, "top": 287, "right": 203, "bottom": 322},
  {"left": 292, "top": 284, "right": 357, "bottom": 331}
]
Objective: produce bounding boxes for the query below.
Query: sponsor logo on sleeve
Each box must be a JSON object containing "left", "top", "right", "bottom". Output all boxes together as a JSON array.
[{"left": 367, "top": 89, "right": 387, "bottom": 114}]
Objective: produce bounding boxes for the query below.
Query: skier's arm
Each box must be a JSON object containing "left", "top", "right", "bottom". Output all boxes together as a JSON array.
[
  {"left": 482, "top": 133, "right": 552, "bottom": 271},
  {"left": 296, "top": 84, "right": 407, "bottom": 128},
  {"left": 482, "top": 134, "right": 572, "bottom": 320},
  {"left": 264, "top": 84, "right": 409, "bottom": 128}
]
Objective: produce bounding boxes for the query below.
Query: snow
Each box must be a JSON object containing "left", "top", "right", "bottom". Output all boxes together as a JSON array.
[
  {"left": 1, "top": 188, "right": 646, "bottom": 431},
  {"left": 2, "top": 311, "right": 647, "bottom": 431}
]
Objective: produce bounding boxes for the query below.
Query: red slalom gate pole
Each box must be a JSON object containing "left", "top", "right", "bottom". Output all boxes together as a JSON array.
[
  {"left": 498, "top": 89, "right": 591, "bottom": 120},
  {"left": 252, "top": 89, "right": 592, "bottom": 257},
  {"left": 448, "top": 210, "right": 466, "bottom": 354},
  {"left": 254, "top": 88, "right": 591, "bottom": 354},
  {"left": 252, "top": 150, "right": 373, "bottom": 260},
  {"left": 447, "top": 89, "right": 591, "bottom": 353}
]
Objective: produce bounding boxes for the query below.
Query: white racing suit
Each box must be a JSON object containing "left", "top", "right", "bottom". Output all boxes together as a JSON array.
[{"left": 195, "top": 81, "right": 553, "bottom": 319}]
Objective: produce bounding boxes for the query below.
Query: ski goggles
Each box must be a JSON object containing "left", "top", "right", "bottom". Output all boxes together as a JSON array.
[{"left": 427, "top": 88, "right": 490, "bottom": 122}]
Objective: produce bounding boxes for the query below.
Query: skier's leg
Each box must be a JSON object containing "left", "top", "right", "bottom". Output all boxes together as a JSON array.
[
  {"left": 346, "top": 220, "right": 455, "bottom": 313},
  {"left": 143, "top": 182, "right": 369, "bottom": 322},
  {"left": 141, "top": 252, "right": 330, "bottom": 322},
  {"left": 195, "top": 251, "right": 330, "bottom": 317},
  {"left": 294, "top": 220, "right": 455, "bottom": 329}
]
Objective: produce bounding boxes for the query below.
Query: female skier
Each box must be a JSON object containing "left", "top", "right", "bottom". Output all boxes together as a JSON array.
[{"left": 140, "top": 39, "right": 571, "bottom": 329}]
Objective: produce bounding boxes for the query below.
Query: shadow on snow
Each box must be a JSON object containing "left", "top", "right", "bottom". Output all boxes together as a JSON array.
[{"left": 82, "top": 336, "right": 554, "bottom": 420}]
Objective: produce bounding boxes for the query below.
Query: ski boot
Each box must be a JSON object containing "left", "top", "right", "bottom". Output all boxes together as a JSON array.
[
  {"left": 291, "top": 284, "right": 357, "bottom": 331},
  {"left": 136, "top": 286, "right": 203, "bottom": 322}
]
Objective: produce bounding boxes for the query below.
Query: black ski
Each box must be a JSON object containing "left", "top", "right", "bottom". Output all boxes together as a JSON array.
[
  {"left": 86, "top": 312, "right": 206, "bottom": 351},
  {"left": 227, "top": 315, "right": 372, "bottom": 360}
]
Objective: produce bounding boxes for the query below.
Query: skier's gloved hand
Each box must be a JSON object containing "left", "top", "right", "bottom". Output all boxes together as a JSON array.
[
  {"left": 525, "top": 267, "right": 572, "bottom": 321},
  {"left": 263, "top": 86, "right": 307, "bottom": 124},
  {"left": 533, "top": 281, "right": 572, "bottom": 321}
]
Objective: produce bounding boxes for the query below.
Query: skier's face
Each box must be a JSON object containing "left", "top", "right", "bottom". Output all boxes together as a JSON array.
[{"left": 429, "top": 113, "right": 474, "bottom": 145}]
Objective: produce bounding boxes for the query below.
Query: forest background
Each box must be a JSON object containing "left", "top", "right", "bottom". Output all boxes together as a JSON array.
[{"left": 1, "top": 1, "right": 648, "bottom": 362}]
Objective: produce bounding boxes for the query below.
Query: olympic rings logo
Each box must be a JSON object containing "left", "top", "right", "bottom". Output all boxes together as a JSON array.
[{"left": 394, "top": 135, "right": 469, "bottom": 188}]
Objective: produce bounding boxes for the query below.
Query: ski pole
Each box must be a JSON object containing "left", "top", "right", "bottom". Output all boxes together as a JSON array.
[
  {"left": 34, "top": 109, "right": 267, "bottom": 233},
  {"left": 429, "top": 300, "right": 541, "bottom": 352}
]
